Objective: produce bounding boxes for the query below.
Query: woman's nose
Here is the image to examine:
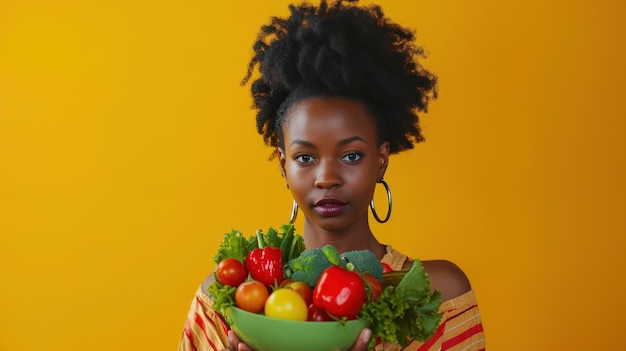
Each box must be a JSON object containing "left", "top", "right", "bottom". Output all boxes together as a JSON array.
[{"left": 314, "top": 160, "right": 342, "bottom": 188}]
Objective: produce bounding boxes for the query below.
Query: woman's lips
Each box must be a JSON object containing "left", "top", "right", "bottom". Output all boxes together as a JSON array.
[{"left": 314, "top": 198, "right": 347, "bottom": 217}]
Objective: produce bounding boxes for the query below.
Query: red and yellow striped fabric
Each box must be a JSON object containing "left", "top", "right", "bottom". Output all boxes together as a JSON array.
[
  {"left": 178, "top": 246, "right": 486, "bottom": 351},
  {"left": 179, "top": 287, "right": 229, "bottom": 351}
]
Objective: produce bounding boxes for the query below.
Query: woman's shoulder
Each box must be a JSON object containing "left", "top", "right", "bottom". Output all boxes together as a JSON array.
[
  {"left": 420, "top": 259, "right": 472, "bottom": 301},
  {"left": 383, "top": 245, "right": 472, "bottom": 301}
]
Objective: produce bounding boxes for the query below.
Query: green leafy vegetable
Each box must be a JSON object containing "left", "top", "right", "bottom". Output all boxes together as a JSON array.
[
  {"left": 207, "top": 277, "right": 237, "bottom": 319},
  {"left": 394, "top": 261, "right": 443, "bottom": 343},
  {"left": 278, "top": 224, "right": 300, "bottom": 264},
  {"left": 212, "top": 229, "right": 251, "bottom": 264},
  {"left": 358, "top": 285, "right": 409, "bottom": 346},
  {"left": 358, "top": 260, "right": 443, "bottom": 348}
]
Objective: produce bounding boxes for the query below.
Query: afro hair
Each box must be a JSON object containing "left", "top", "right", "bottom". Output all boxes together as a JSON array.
[{"left": 242, "top": 0, "right": 438, "bottom": 157}]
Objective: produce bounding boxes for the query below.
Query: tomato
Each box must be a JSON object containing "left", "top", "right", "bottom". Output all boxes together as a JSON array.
[
  {"left": 282, "top": 280, "right": 313, "bottom": 306},
  {"left": 364, "top": 274, "right": 382, "bottom": 302},
  {"left": 235, "top": 280, "right": 269, "bottom": 313},
  {"left": 381, "top": 262, "right": 393, "bottom": 273},
  {"left": 307, "top": 304, "right": 333, "bottom": 322},
  {"left": 216, "top": 258, "right": 247, "bottom": 287},
  {"left": 279, "top": 278, "right": 294, "bottom": 288},
  {"left": 264, "top": 288, "right": 308, "bottom": 321}
]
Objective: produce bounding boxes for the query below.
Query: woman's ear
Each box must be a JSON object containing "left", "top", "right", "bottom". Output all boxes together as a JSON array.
[
  {"left": 278, "top": 147, "right": 287, "bottom": 179},
  {"left": 378, "top": 141, "right": 390, "bottom": 180}
]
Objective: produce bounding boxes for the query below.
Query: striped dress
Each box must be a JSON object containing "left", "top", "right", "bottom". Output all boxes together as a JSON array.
[{"left": 178, "top": 246, "right": 486, "bottom": 351}]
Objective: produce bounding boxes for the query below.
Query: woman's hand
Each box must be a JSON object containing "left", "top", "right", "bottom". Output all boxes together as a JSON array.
[
  {"left": 346, "top": 328, "right": 372, "bottom": 351},
  {"left": 223, "top": 330, "right": 255, "bottom": 351}
]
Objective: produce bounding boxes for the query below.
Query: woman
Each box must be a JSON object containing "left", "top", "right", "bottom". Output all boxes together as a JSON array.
[{"left": 179, "top": 1, "right": 485, "bottom": 350}]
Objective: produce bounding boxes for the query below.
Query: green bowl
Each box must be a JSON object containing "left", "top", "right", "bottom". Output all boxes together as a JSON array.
[{"left": 227, "top": 307, "right": 368, "bottom": 351}]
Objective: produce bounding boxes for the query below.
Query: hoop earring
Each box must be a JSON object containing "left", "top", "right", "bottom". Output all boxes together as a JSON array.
[
  {"left": 290, "top": 199, "right": 298, "bottom": 224},
  {"left": 370, "top": 179, "right": 392, "bottom": 223}
]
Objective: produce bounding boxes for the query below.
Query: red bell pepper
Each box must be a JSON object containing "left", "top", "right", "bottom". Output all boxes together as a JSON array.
[
  {"left": 312, "top": 265, "right": 366, "bottom": 320},
  {"left": 245, "top": 247, "right": 284, "bottom": 287}
]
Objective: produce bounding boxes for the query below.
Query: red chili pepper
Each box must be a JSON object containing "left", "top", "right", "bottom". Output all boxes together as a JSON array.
[
  {"left": 245, "top": 247, "right": 284, "bottom": 287},
  {"left": 313, "top": 265, "right": 366, "bottom": 320}
]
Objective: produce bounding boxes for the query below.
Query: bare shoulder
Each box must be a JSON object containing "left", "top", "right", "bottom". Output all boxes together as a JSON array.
[{"left": 417, "top": 260, "right": 472, "bottom": 301}]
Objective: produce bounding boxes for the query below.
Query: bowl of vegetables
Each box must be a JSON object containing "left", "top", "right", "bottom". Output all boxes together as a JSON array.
[
  {"left": 227, "top": 306, "right": 367, "bottom": 351},
  {"left": 209, "top": 224, "right": 443, "bottom": 350}
]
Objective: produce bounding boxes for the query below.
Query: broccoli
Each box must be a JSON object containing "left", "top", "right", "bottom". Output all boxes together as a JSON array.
[
  {"left": 286, "top": 245, "right": 345, "bottom": 287},
  {"left": 341, "top": 250, "right": 384, "bottom": 282}
]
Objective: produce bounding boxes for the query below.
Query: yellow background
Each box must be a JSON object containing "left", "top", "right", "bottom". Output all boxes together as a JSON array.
[{"left": 1, "top": 0, "right": 624, "bottom": 350}]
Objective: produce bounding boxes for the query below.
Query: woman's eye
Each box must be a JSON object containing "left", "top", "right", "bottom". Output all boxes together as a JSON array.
[
  {"left": 295, "top": 154, "right": 316, "bottom": 163},
  {"left": 342, "top": 153, "right": 362, "bottom": 162}
]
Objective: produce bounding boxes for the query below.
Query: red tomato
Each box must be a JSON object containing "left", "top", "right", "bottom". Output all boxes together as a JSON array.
[
  {"left": 282, "top": 281, "right": 313, "bottom": 306},
  {"left": 216, "top": 258, "right": 247, "bottom": 287},
  {"left": 235, "top": 280, "right": 269, "bottom": 313},
  {"left": 279, "top": 278, "right": 294, "bottom": 288},
  {"left": 307, "top": 304, "right": 332, "bottom": 322},
  {"left": 381, "top": 262, "right": 393, "bottom": 273},
  {"left": 364, "top": 274, "right": 382, "bottom": 302}
]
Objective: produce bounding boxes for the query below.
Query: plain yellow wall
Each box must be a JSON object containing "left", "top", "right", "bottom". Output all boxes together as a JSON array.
[{"left": 1, "top": 0, "right": 624, "bottom": 350}]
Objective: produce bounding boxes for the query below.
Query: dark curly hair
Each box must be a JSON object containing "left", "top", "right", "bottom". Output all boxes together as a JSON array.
[{"left": 242, "top": 0, "right": 438, "bottom": 157}]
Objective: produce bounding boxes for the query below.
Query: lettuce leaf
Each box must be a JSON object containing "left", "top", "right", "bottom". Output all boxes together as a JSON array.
[
  {"left": 359, "top": 260, "right": 443, "bottom": 348},
  {"left": 207, "top": 277, "right": 237, "bottom": 319},
  {"left": 212, "top": 228, "right": 259, "bottom": 264}
]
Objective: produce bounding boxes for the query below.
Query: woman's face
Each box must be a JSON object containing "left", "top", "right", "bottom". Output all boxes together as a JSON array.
[{"left": 279, "top": 97, "right": 389, "bottom": 233}]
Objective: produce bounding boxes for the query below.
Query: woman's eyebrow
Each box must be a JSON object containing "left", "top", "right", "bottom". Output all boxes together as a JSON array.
[
  {"left": 289, "top": 136, "right": 367, "bottom": 148},
  {"left": 289, "top": 139, "right": 315, "bottom": 147},
  {"left": 338, "top": 136, "right": 367, "bottom": 146}
]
